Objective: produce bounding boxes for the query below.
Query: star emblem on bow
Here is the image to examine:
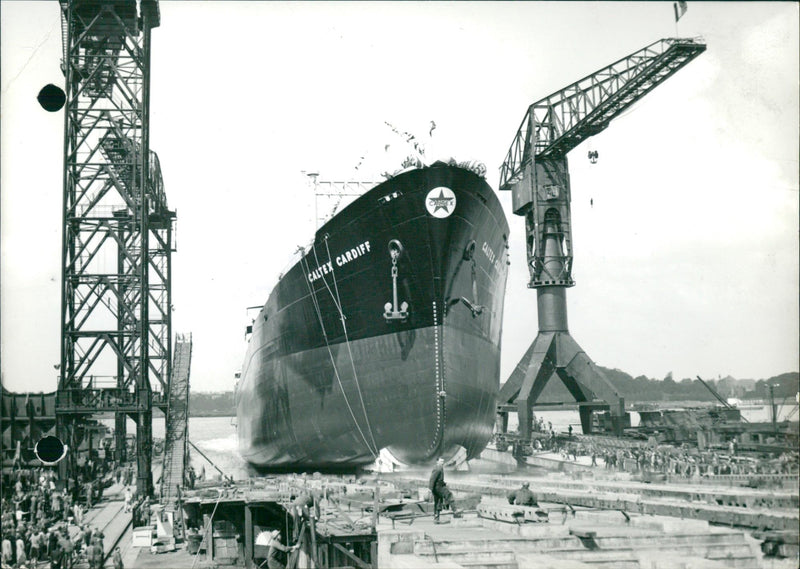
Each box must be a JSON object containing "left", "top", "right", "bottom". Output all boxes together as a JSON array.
[{"left": 428, "top": 190, "right": 454, "bottom": 213}]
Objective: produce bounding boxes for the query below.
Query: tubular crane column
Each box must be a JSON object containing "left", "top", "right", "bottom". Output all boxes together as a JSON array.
[
  {"left": 498, "top": 38, "right": 706, "bottom": 439},
  {"left": 56, "top": 0, "right": 173, "bottom": 498}
]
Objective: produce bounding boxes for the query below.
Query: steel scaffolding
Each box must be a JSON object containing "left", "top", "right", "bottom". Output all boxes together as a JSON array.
[{"left": 56, "top": 0, "right": 172, "bottom": 498}]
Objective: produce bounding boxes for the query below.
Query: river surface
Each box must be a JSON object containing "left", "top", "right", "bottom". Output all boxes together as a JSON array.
[{"left": 106, "top": 403, "right": 797, "bottom": 481}]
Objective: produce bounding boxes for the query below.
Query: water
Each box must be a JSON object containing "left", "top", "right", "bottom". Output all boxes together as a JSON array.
[
  {"left": 104, "top": 416, "right": 250, "bottom": 480},
  {"left": 108, "top": 403, "right": 797, "bottom": 481}
]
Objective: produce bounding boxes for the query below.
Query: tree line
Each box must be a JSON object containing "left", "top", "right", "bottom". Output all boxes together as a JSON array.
[{"left": 187, "top": 370, "right": 798, "bottom": 417}]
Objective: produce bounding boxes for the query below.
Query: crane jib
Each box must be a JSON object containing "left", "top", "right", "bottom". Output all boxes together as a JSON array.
[{"left": 499, "top": 37, "right": 706, "bottom": 192}]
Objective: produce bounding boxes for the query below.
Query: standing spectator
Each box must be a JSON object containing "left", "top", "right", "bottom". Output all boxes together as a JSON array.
[
  {"left": 30, "top": 528, "right": 44, "bottom": 568},
  {"left": 15, "top": 534, "right": 28, "bottom": 568},
  {"left": 112, "top": 546, "right": 124, "bottom": 569},
  {"left": 48, "top": 527, "right": 60, "bottom": 563},
  {"left": 15, "top": 503, "right": 27, "bottom": 528},
  {"left": 60, "top": 529, "right": 73, "bottom": 569},
  {"left": 2, "top": 535, "right": 13, "bottom": 567},
  {"left": 29, "top": 492, "right": 39, "bottom": 524},
  {"left": 66, "top": 477, "right": 75, "bottom": 503},
  {"left": 35, "top": 501, "right": 47, "bottom": 528},
  {"left": 89, "top": 536, "right": 104, "bottom": 569},
  {"left": 84, "top": 481, "right": 93, "bottom": 509},
  {"left": 73, "top": 502, "right": 83, "bottom": 527},
  {"left": 63, "top": 492, "right": 73, "bottom": 523},
  {"left": 83, "top": 526, "right": 93, "bottom": 552},
  {"left": 49, "top": 537, "right": 63, "bottom": 569},
  {"left": 123, "top": 487, "right": 133, "bottom": 513}
]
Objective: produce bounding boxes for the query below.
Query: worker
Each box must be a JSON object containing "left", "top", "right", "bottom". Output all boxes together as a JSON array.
[
  {"left": 112, "top": 546, "right": 124, "bottom": 569},
  {"left": 506, "top": 482, "right": 538, "bottom": 507},
  {"left": 429, "top": 458, "right": 458, "bottom": 523},
  {"left": 289, "top": 492, "right": 319, "bottom": 539},
  {"left": 265, "top": 530, "right": 298, "bottom": 569}
]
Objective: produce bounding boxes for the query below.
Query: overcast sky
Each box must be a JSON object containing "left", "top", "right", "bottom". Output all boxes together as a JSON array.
[{"left": 2, "top": 2, "right": 798, "bottom": 394}]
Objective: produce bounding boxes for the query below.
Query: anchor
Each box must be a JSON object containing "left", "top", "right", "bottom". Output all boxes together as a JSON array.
[
  {"left": 383, "top": 239, "right": 409, "bottom": 322},
  {"left": 460, "top": 241, "right": 484, "bottom": 317}
]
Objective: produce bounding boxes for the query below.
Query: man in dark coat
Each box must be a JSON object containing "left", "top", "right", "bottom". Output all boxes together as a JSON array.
[
  {"left": 429, "top": 458, "right": 457, "bottom": 523},
  {"left": 48, "top": 527, "right": 61, "bottom": 562},
  {"left": 507, "top": 482, "right": 538, "bottom": 507},
  {"left": 50, "top": 537, "right": 63, "bottom": 569},
  {"left": 89, "top": 537, "right": 104, "bottom": 569}
]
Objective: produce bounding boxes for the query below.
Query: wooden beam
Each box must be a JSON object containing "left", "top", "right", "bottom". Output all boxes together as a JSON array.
[{"left": 332, "top": 542, "right": 372, "bottom": 569}]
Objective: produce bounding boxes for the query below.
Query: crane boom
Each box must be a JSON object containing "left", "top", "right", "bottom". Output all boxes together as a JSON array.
[{"left": 499, "top": 38, "right": 706, "bottom": 193}]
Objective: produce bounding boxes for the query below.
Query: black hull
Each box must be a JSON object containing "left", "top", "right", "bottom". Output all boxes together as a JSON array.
[{"left": 236, "top": 163, "right": 509, "bottom": 469}]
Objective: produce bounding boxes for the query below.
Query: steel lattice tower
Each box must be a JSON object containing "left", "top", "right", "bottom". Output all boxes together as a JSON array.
[{"left": 56, "top": 0, "right": 173, "bottom": 497}]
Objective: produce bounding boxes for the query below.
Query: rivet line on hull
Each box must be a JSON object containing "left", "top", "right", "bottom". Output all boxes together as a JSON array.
[{"left": 428, "top": 300, "right": 443, "bottom": 455}]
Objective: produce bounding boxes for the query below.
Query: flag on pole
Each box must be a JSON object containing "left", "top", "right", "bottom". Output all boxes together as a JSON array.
[{"left": 674, "top": 1, "right": 688, "bottom": 22}]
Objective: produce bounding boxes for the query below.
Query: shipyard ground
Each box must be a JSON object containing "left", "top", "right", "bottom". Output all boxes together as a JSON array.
[{"left": 57, "top": 448, "right": 798, "bottom": 569}]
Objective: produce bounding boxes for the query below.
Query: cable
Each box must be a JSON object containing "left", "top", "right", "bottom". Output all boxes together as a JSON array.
[
  {"left": 322, "top": 237, "right": 379, "bottom": 456},
  {"left": 300, "top": 254, "right": 379, "bottom": 458}
]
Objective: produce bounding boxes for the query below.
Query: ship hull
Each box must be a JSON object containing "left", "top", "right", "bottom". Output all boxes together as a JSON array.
[{"left": 237, "top": 163, "right": 509, "bottom": 469}]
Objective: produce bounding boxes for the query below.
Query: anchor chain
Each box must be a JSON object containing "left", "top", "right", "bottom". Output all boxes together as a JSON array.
[{"left": 383, "top": 240, "right": 409, "bottom": 322}]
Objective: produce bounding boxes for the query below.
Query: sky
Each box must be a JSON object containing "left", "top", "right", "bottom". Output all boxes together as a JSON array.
[{"left": 2, "top": 2, "right": 798, "bottom": 394}]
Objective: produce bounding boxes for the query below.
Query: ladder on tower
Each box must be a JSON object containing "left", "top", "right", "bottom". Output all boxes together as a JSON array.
[{"left": 160, "top": 333, "right": 192, "bottom": 502}]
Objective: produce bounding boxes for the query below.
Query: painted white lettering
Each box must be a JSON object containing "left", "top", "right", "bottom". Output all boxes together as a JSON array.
[
  {"left": 308, "top": 240, "right": 373, "bottom": 279},
  {"left": 482, "top": 242, "right": 496, "bottom": 264}
]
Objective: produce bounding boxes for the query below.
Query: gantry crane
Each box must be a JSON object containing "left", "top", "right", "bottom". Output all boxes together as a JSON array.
[
  {"left": 497, "top": 38, "right": 706, "bottom": 441},
  {"left": 56, "top": 0, "right": 174, "bottom": 497}
]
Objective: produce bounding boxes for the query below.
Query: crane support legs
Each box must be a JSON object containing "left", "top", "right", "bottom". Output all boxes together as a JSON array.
[
  {"left": 500, "top": 330, "right": 627, "bottom": 439},
  {"left": 499, "top": 286, "right": 629, "bottom": 441}
]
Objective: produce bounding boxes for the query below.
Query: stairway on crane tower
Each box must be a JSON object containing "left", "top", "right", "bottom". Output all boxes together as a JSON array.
[{"left": 160, "top": 333, "right": 192, "bottom": 502}]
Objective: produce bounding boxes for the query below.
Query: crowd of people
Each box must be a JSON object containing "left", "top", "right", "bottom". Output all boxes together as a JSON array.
[
  {"left": 548, "top": 435, "right": 799, "bottom": 479},
  {"left": 1, "top": 459, "right": 137, "bottom": 569},
  {"left": 506, "top": 415, "right": 799, "bottom": 479}
]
